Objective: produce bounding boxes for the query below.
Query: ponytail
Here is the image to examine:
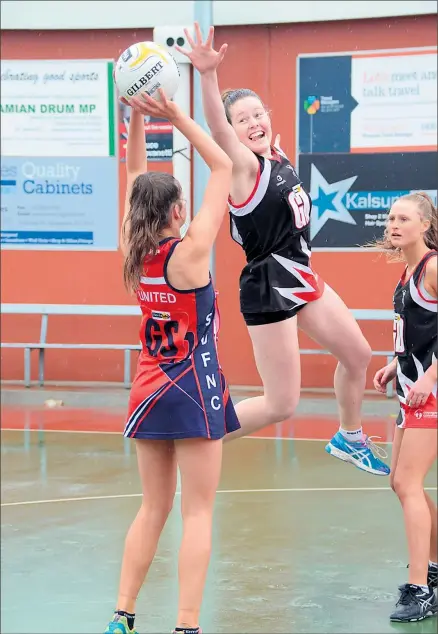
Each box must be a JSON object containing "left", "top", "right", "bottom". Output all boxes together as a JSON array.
[
  {"left": 123, "top": 172, "right": 181, "bottom": 292},
  {"left": 417, "top": 191, "right": 438, "bottom": 250},
  {"left": 367, "top": 191, "right": 437, "bottom": 261}
]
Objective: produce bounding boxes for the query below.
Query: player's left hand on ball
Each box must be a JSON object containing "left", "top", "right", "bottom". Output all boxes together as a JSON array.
[
  {"left": 129, "top": 89, "right": 178, "bottom": 121},
  {"left": 406, "top": 374, "right": 434, "bottom": 408}
]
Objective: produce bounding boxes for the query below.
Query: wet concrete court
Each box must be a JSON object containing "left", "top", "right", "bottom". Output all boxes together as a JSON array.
[{"left": 1, "top": 400, "right": 437, "bottom": 634}]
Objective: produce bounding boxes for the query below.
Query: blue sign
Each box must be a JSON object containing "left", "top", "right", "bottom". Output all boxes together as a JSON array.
[
  {"left": 298, "top": 55, "right": 358, "bottom": 154},
  {"left": 1, "top": 157, "right": 118, "bottom": 249},
  {"left": 298, "top": 152, "right": 438, "bottom": 249}
]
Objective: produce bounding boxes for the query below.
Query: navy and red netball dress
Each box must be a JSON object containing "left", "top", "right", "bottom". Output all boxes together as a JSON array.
[{"left": 124, "top": 237, "right": 240, "bottom": 440}]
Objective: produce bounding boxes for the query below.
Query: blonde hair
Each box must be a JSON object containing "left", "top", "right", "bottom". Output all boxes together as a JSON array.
[{"left": 370, "top": 191, "right": 437, "bottom": 261}]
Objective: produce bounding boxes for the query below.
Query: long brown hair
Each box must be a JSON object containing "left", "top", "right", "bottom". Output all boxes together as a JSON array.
[
  {"left": 370, "top": 191, "right": 437, "bottom": 261},
  {"left": 123, "top": 172, "right": 182, "bottom": 291}
]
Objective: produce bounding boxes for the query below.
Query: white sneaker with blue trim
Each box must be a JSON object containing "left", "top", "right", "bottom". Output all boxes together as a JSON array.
[{"left": 325, "top": 431, "right": 390, "bottom": 476}]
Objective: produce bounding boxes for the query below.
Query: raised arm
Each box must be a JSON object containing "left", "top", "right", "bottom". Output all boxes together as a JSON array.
[
  {"left": 176, "top": 23, "right": 257, "bottom": 175},
  {"left": 128, "top": 90, "right": 232, "bottom": 261},
  {"left": 120, "top": 104, "right": 147, "bottom": 254}
]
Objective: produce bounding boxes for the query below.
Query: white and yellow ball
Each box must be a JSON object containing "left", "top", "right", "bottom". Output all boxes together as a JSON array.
[{"left": 114, "top": 41, "right": 180, "bottom": 100}]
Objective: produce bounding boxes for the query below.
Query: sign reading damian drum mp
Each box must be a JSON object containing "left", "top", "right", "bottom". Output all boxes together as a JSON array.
[
  {"left": 0, "top": 59, "right": 118, "bottom": 250},
  {"left": 1, "top": 60, "right": 115, "bottom": 157}
]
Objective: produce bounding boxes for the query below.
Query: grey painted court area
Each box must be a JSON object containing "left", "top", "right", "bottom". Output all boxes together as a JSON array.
[{"left": 1, "top": 427, "right": 436, "bottom": 634}]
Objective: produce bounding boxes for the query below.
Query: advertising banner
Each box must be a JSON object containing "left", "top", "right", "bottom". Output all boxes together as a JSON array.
[
  {"left": 297, "top": 47, "right": 437, "bottom": 250},
  {"left": 298, "top": 152, "right": 437, "bottom": 249},
  {"left": 118, "top": 100, "right": 173, "bottom": 163},
  {"left": 1, "top": 156, "right": 118, "bottom": 248},
  {"left": 1, "top": 59, "right": 118, "bottom": 250}
]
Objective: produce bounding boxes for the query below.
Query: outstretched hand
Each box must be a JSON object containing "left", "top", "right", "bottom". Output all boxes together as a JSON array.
[
  {"left": 125, "top": 89, "right": 179, "bottom": 121},
  {"left": 175, "top": 21, "right": 228, "bottom": 74}
]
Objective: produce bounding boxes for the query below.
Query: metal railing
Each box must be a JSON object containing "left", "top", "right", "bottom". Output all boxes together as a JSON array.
[{"left": 1, "top": 303, "right": 395, "bottom": 395}]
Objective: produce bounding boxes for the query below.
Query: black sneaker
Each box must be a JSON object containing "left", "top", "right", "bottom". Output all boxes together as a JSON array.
[
  {"left": 406, "top": 563, "right": 438, "bottom": 589},
  {"left": 428, "top": 564, "right": 438, "bottom": 589},
  {"left": 390, "top": 584, "right": 438, "bottom": 622}
]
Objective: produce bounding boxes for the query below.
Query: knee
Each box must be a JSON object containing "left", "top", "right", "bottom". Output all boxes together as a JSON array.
[
  {"left": 181, "top": 499, "right": 216, "bottom": 532},
  {"left": 265, "top": 395, "right": 298, "bottom": 424},
  {"left": 392, "top": 473, "right": 419, "bottom": 502},
  {"left": 392, "top": 479, "right": 409, "bottom": 502},
  {"left": 341, "top": 339, "right": 372, "bottom": 374},
  {"left": 141, "top": 495, "right": 174, "bottom": 525},
  {"left": 353, "top": 339, "right": 372, "bottom": 371}
]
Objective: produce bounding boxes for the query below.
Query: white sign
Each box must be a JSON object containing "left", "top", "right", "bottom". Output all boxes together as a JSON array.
[
  {"left": 351, "top": 49, "right": 437, "bottom": 151},
  {"left": 0, "top": 60, "right": 115, "bottom": 157},
  {"left": 1, "top": 59, "right": 118, "bottom": 250}
]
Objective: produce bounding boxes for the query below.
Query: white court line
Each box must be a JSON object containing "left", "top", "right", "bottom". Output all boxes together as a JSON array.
[
  {"left": 2, "top": 486, "right": 436, "bottom": 508},
  {"left": 0, "top": 428, "right": 392, "bottom": 444}
]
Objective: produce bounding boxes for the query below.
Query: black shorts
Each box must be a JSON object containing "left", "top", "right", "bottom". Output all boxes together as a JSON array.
[{"left": 242, "top": 309, "right": 297, "bottom": 326}]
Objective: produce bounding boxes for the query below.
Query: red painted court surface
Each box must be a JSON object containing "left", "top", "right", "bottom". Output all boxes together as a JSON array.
[{"left": 0, "top": 405, "right": 396, "bottom": 441}]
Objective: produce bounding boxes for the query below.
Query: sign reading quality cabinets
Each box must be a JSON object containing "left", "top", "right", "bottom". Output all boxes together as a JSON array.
[{"left": 0, "top": 59, "right": 118, "bottom": 250}]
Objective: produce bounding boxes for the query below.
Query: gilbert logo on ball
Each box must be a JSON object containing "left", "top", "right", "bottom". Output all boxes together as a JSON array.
[{"left": 114, "top": 41, "right": 180, "bottom": 101}]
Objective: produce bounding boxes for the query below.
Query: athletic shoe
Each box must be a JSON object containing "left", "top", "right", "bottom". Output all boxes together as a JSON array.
[
  {"left": 325, "top": 431, "right": 390, "bottom": 476},
  {"left": 104, "top": 615, "right": 137, "bottom": 634},
  {"left": 390, "top": 584, "right": 438, "bottom": 622},
  {"left": 172, "top": 630, "right": 202, "bottom": 634},
  {"left": 429, "top": 564, "right": 438, "bottom": 589}
]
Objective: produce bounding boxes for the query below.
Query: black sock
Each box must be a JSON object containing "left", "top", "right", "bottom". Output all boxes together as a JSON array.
[
  {"left": 115, "top": 610, "right": 135, "bottom": 631},
  {"left": 174, "top": 629, "right": 200, "bottom": 634}
]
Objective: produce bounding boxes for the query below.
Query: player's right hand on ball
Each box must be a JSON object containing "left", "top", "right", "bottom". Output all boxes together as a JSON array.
[{"left": 373, "top": 363, "right": 397, "bottom": 393}]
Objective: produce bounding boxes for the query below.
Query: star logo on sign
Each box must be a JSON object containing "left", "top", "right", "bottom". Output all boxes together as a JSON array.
[{"left": 309, "top": 164, "right": 358, "bottom": 240}]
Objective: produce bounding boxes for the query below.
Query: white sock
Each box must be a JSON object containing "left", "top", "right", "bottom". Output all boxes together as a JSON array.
[
  {"left": 410, "top": 583, "right": 431, "bottom": 593},
  {"left": 339, "top": 427, "right": 363, "bottom": 443},
  {"left": 429, "top": 560, "right": 438, "bottom": 567}
]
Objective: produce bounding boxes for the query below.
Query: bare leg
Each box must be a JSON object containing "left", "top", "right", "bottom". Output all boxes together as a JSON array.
[
  {"left": 297, "top": 284, "right": 372, "bottom": 432},
  {"left": 426, "top": 493, "right": 437, "bottom": 563},
  {"left": 116, "top": 440, "right": 177, "bottom": 613},
  {"left": 175, "top": 438, "right": 223, "bottom": 628},
  {"left": 224, "top": 316, "right": 301, "bottom": 442},
  {"left": 392, "top": 428, "right": 438, "bottom": 585},
  {"left": 389, "top": 425, "right": 404, "bottom": 491}
]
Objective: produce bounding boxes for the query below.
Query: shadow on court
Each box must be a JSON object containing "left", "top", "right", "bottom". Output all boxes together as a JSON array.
[{"left": 1, "top": 405, "right": 437, "bottom": 633}]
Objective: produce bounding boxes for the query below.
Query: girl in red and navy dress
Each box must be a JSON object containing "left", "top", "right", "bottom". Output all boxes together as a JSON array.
[
  {"left": 104, "top": 88, "right": 238, "bottom": 634},
  {"left": 373, "top": 192, "right": 437, "bottom": 623}
]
